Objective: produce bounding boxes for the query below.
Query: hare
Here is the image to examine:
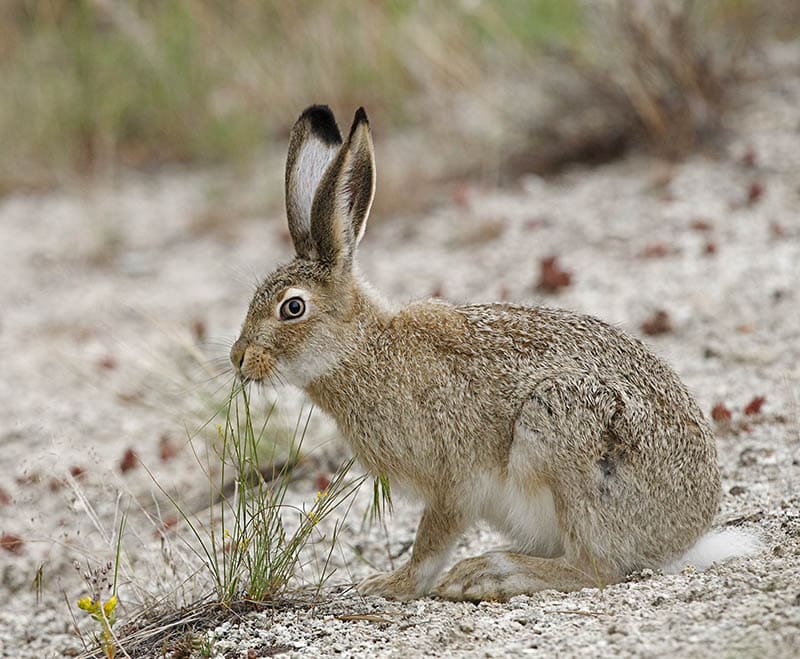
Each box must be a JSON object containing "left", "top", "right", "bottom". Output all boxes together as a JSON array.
[{"left": 230, "top": 105, "right": 759, "bottom": 601}]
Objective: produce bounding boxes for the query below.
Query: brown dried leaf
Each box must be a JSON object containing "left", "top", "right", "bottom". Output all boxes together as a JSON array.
[
  {"left": 711, "top": 403, "right": 732, "bottom": 423},
  {"left": 747, "top": 181, "right": 764, "bottom": 205},
  {"left": 315, "top": 473, "right": 331, "bottom": 492},
  {"left": 641, "top": 310, "right": 672, "bottom": 336},
  {"left": 0, "top": 533, "right": 24, "bottom": 555},
  {"left": 743, "top": 396, "right": 766, "bottom": 416},
  {"left": 639, "top": 243, "right": 671, "bottom": 258},
  {"left": 48, "top": 478, "right": 65, "bottom": 492},
  {"left": 119, "top": 448, "right": 138, "bottom": 474},
  {"left": 97, "top": 355, "right": 117, "bottom": 371},
  {"left": 689, "top": 219, "right": 713, "bottom": 232},
  {"left": 537, "top": 256, "right": 572, "bottom": 293}
]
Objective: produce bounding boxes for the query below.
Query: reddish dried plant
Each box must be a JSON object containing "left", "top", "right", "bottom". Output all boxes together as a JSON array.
[
  {"left": 641, "top": 310, "right": 672, "bottom": 336},
  {"left": 747, "top": 181, "right": 764, "bottom": 205},
  {"left": 770, "top": 222, "right": 786, "bottom": 239},
  {"left": 0, "top": 533, "right": 24, "bottom": 555},
  {"left": 97, "top": 355, "right": 117, "bottom": 371},
  {"left": 537, "top": 256, "right": 572, "bottom": 293},
  {"left": 743, "top": 396, "right": 766, "bottom": 416},
  {"left": 119, "top": 448, "right": 138, "bottom": 474},
  {"left": 639, "top": 243, "right": 672, "bottom": 258},
  {"left": 315, "top": 473, "right": 331, "bottom": 492},
  {"left": 689, "top": 219, "right": 713, "bottom": 232},
  {"left": 711, "top": 402, "right": 732, "bottom": 423}
]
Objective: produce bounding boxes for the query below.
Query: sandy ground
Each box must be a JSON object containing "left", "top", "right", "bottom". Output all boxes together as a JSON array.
[{"left": 1, "top": 43, "right": 800, "bottom": 658}]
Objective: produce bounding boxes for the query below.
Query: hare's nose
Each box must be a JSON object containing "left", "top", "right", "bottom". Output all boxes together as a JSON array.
[{"left": 230, "top": 338, "right": 248, "bottom": 373}]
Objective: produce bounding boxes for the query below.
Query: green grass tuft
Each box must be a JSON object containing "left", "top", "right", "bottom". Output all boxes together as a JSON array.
[{"left": 168, "top": 381, "right": 364, "bottom": 605}]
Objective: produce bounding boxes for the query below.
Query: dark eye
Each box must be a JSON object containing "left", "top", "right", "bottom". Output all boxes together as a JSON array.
[{"left": 279, "top": 296, "right": 306, "bottom": 320}]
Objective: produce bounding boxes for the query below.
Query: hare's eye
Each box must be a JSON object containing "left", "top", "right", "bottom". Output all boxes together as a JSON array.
[{"left": 279, "top": 296, "right": 306, "bottom": 320}]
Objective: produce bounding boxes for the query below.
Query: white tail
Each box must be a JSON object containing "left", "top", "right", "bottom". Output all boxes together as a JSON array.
[{"left": 663, "top": 527, "right": 762, "bottom": 574}]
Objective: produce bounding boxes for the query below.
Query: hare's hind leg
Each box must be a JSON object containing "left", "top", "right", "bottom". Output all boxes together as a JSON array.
[
  {"left": 435, "top": 553, "right": 607, "bottom": 601},
  {"left": 437, "top": 376, "right": 639, "bottom": 602}
]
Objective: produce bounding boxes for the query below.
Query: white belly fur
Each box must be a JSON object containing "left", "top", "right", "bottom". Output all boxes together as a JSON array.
[{"left": 470, "top": 473, "right": 564, "bottom": 558}]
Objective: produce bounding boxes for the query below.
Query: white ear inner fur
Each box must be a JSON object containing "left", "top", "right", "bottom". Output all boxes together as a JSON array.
[
  {"left": 274, "top": 287, "right": 312, "bottom": 322},
  {"left": 353, "top": 169, "right": 375, "bottom": 247},
  {"left": 293, "top": 139, "right": 339, "bottom": 231},
  {"left": 354, "top": 150, "right": 376, "bottom": 247}
]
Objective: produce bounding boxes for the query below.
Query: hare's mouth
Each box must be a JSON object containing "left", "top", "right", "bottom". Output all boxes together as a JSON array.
[{"left": 231, "top": 341, "right": 277, "bottom": 384}]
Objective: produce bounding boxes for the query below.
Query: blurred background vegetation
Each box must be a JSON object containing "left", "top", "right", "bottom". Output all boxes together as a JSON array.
[{"left": 1, "top": 0, "right": 798, "bottom": 201}]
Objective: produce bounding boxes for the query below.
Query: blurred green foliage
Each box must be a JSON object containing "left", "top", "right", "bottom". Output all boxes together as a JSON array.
[
  {"left": 0, "top": 0, "right": 795, "bottom": 191},
  {"left": 0, "top": 0, "right": 580, "bottom": 187}
]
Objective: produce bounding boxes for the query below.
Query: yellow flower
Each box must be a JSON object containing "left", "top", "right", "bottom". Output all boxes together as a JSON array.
[
  {"left": 77, "top": 596, "right": 97, "bottom": 613},
  {"left": 103, "top": 595, "right": 118, "bottom": 619}
]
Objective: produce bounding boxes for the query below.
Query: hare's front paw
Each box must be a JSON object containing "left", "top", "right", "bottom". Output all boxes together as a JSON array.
[{"left": 358, "top": 565, "right": 420, "bottom": 601}]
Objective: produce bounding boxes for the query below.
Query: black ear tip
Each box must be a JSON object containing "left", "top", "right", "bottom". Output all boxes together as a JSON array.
[
  {"left": 349, "top": 107, "right": 370, "bottom": 139},
  {"left": 299, "top": 104, "right": 342, "bottom": 145},
  {"left": 354, "top": 107, "right": 368, "bottom": 123}
]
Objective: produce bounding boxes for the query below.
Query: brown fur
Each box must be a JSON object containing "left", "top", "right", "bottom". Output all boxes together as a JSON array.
[{"left": 231, "top": 106, "right": 723, "bottom": 601}]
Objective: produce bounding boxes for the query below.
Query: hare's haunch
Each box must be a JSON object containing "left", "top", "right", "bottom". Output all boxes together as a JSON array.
[{"left": 231, "top": 105, "right": 760, "bottom": 601}]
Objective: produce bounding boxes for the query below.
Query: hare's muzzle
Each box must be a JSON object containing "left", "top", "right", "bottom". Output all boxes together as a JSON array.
[{"left": 230, "top": 337, "right": 276, "bottom": 382}]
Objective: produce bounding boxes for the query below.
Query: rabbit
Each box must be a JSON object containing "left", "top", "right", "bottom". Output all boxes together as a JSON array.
[{"left": 229, "top": 105, "right": 760, "bottom": 601}]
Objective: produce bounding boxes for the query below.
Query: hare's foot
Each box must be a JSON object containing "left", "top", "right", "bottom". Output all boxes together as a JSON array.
[
  {"left": 358, "top": 564, "right": 423, "bottom": 601},
  {"left": 359, "top": 503, "right": 466, "bottom": 600},
  {"left": 435, "top": 552, "right": 596, "bottom": 602}
]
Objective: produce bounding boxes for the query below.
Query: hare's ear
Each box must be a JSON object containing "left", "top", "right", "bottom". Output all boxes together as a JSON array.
[
  {"left": 310, "top": 107, "right": 376, "bottom": 270},
  {"left": 285, "top": 105, "right": 343, "bottom": 259}
]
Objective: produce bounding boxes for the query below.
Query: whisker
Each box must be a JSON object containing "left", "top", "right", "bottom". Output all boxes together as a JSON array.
[
  {"left": 203, "top": 337, "right": 238, "bottom": 351},
  {"left": 187, "top": 369, "right": 235, "bottom": 390},
  {"left": 272, "top": 366, "right": 288, "bottom": 388},
  {"left": 222, "top": 262, "right": 264, "bottom": 292}
]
